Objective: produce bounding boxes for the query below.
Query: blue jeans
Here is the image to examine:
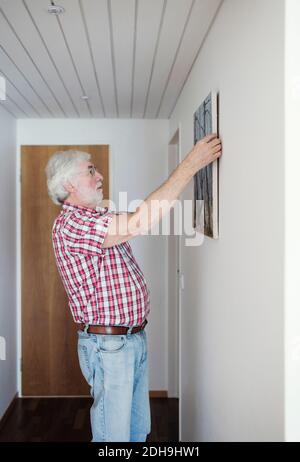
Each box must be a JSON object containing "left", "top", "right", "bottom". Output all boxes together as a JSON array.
[{"left": 77, "top": 328, "right": 151, "bottom": 442}]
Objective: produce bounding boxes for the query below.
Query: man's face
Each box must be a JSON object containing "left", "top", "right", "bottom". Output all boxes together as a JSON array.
[{"left": 71, "top": 161, "right": 104, "bottom": 208}]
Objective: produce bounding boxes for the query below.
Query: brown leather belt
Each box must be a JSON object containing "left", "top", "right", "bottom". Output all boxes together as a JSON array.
[{"left": 79, "top": 319, "right": 148, "bottom": 335}]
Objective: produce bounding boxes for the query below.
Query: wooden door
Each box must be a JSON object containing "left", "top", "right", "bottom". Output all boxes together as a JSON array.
[{"left": 21, "top": 145, "right": 109, "bottom": 396}]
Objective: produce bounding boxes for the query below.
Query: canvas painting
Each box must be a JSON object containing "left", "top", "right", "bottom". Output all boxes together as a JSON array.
[{"left": 193, "top": 91, "right": 219, "bottom": 239}]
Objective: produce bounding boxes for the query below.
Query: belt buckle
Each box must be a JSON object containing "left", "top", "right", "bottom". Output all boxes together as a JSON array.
[{"left": 83, "top": 323, "right": 89, "bottom": 334}]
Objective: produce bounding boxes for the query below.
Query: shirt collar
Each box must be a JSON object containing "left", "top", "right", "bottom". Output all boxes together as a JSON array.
[{"left": 62, "top": 201, "right": 108, "bottom": 215}]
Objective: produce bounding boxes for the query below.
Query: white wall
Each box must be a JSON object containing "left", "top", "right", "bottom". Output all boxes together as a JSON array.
[
  {"left": 0, "top": 106, "right": 17, "bottom": 420},
  {"left": 285, "top": 0, "right": 300, "bottom": 442},
  {"left": 17, "top": 118, "right": 169, "bottom": 392},
  {"left": 170, "top": 0, "right": 285, "bottom": 441}
]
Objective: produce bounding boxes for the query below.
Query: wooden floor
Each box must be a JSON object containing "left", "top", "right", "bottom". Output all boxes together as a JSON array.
[{"left": 0, "top": 398, "right": 179, "bottom": 442}]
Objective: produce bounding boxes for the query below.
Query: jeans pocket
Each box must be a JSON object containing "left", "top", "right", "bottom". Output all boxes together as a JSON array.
[
  {"left": 99, "top": 335, "right": 127, "bottom": 353},
  {"left": 78, "top": 343, "right": 94, "bottom": 385}
]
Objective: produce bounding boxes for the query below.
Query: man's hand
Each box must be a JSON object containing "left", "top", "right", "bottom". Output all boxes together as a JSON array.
[
  {"left": 184, "top": 134, "right": 222, "bottom": 175},
  {"left": 102, "top": 134, "right": 222, "bottom": 248}
]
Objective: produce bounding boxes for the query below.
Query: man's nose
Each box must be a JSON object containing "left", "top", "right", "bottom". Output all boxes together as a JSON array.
[{"left": 96, "top": 171, "right": 103, "bottom": 181}]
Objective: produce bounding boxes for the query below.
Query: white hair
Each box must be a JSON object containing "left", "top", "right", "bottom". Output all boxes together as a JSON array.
[{"left": 45, "top": 150, "right": 91, "bottom": 205}]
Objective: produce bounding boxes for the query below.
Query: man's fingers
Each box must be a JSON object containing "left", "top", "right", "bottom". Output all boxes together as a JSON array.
[
  {"left": 209, "top": 138, "right": 221, "bottom": 148},
  {"left": 212, "top": 145, "right": 222, "bottom": 155},
  {"left": 202, "top": 133, "right": 218, "bottom": 143}
]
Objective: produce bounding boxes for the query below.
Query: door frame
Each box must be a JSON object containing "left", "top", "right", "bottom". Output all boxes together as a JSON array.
[{"left": 168, "top": 124, "right": 182, "bottom": 441}]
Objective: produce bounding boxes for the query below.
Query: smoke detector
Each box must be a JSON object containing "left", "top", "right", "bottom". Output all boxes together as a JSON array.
[{"left": 47, "top": 4, "right": 65, "bottom": 15}]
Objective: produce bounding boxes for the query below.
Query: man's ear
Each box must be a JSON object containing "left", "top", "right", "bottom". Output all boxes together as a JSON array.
[{"left": 63, "top": 180, "right": 76, "bottom": 194}]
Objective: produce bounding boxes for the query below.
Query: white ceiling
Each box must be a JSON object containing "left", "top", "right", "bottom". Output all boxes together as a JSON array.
[{"left": 0, "top": 0, "right": 222, "bottom": 119}]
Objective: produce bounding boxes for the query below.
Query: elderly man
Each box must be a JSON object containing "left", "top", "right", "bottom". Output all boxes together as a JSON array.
[{"left": 45, "top": 134, "right": 222, "bottom": 442}]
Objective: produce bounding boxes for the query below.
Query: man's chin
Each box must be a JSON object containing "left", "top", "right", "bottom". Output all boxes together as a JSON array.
[
  {"left": 94, "top": 194, "right": 104, "bottom": 208},
  {"left": 96, "top": 191, "right": 103, "bottom": 204},
  {"left": 78, "top": 191, "right": 103, "bottom": 208}
]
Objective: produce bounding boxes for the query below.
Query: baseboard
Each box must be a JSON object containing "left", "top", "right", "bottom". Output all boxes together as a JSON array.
[
  {"left": 21, "top": 395, "right": 91, "bottom": 398},
  {"left": 21, "top": 392, "right": 169, "bottom": 399},
  {"left": 149, "top": 390, "right": 168, "bottom": 398},
  {"left": 0, "top": 393, "right": 18, "bottom": 432}
]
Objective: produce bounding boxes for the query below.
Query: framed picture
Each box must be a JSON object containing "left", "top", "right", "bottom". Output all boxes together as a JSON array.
[{"left": 193, "top": 91, "right": 219, "bottom": 239}]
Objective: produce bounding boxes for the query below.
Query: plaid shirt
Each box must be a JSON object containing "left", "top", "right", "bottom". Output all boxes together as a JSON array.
[{"left": 52, "top": 202, "right": 150, "bottom": 327}]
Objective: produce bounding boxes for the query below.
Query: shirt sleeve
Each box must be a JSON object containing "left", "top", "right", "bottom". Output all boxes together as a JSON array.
[{"left": 62, "top": 211, "right": 114, "bottom": 257}]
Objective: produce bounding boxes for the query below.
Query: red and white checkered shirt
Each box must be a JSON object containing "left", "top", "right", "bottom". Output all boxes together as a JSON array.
[{"left": 52, "top": 201, "right": 150, "bottom": 327}]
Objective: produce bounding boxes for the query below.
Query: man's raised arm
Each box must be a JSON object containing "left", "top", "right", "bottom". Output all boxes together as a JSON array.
[{"left": 102, "top": 134, "right": 222, "bottom": 248}]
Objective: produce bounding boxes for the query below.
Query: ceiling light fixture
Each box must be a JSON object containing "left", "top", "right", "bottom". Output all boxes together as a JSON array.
[
  {"left": 47, "top": 4, "right": 65, "bottom": 15},
  {"left": 81, "top": 95, "right": 89, "bottom": 100}
]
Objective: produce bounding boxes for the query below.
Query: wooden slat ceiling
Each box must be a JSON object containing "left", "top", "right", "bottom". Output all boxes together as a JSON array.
[{"left": 0, "top": 0, "right": 222, "bottom": 119}]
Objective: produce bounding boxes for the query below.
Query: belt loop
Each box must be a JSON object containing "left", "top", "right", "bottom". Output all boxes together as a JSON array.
[
  {"left": 126, "top": 326, "right": 134, "bottom": 338},
  {"left": 84, "top": 323, "right": 89, "bottom": 334}
]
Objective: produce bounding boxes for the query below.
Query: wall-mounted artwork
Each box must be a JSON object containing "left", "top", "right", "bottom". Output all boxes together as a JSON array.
[{"left": 193, "top": 91, "right": 219, "bottom": 239}]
